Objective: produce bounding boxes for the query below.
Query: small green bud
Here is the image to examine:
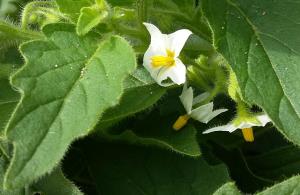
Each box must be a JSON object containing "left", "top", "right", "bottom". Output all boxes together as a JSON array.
[
  {"left": 228, "top": 68, "right": 241, "bottom": 101},
  {"left": 28, "top": 14, "right": 38, "bottom": 24},
  {"left": 195, "top": 55, "right": 208, "bottom": 67}
]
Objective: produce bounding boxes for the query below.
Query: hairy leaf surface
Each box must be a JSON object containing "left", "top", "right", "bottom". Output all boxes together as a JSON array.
[
  {"left": 33, "top": 167, "right": 83, "bottom": 195},
  {"left": 4, "top": 23, "right": 136, "bottom": 188}
]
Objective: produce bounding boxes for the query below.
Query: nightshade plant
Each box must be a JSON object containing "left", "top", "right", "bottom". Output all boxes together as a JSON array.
[{"left": 1, "top": 0, "right": 300, "bottom": 194}]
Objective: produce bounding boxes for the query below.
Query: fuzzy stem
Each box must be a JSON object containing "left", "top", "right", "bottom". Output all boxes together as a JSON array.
[{"left": 21, "top": 1, "right": 57, "bottom": 29}]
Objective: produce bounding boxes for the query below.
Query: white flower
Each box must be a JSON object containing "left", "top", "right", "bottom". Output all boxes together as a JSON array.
[
  {"left": 202, "top": 114, "right": 271, "bottom": 134},
  {"left": 143, "top": 23, "right": 192, "bottom": 86},
  {"left": 202, "top": 114, "right": 271, "bottom": 142},
  {"left": 173, "top": 85, "right": 228, "bottom": 130}
]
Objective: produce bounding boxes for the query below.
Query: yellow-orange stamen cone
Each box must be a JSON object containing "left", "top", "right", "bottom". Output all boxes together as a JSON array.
[
  {"left": 151, "top": 49, "right": 175, "bottom": 68},
  {"left": 173, "top": 115, "right": 190, "bottom": 131},
  {"left": 242, "top": 128, "right": 254, "bottom": 142}
]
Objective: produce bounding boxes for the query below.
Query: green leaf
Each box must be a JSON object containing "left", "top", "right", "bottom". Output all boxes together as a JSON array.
[
  {"left": 77, "top": 6, "right": 108, "bottom": 35},
  {"left": 257, "top": 175, "right": 300, "bottom": 195},
  {"left": 0, "top": 79, "right": 19, "bottom": 135},
  {"left": 0, "top": 20, "right": 43, "bottom": 52},
  {"left": 33, "top": 167, "right": 83, "bottom": 195},
  {"left": 0, "top": 141, "right": 25, "bottom": 195},
  {"left": 99, "top": 124, "right": 201, "bottom": 157},
  {"left": 97, "top": 67, "right": 166, "bottom": 128},
  {"left": 147, "top": 0, "right": 211, "bottom": 41},
  {"left": 85, "top": 142, "right": 230, "bottom": 195},
  {"left": 246, "top": 145, "right": 300, "bottom": 181},
  {"left": 55, "top": 0, "right": 93, "bottom": 21},
  {"left": 97, "top": 74, "right": 199, "bottom": 157},
  {"left": 202, "top": 0, "right": 300, "bottom": 145},
  {"left": 4, "top": 23, "right": 136, "bottom": 189},
  {"left": 213, "top": 182, "right": 241, "bottom": 195}
]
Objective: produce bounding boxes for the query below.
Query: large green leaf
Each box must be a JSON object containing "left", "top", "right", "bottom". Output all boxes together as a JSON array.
[
  {"left": 257, "top": 175, "right": 300, "bottom": 195},
  {"left": 202, "top": 0, "right": 300, "bottom": 145},
  {"left": 4, "top": 23, "right": 136, "bottom": 189},
  {"left": 85, "top": 142, "right": 230, "bottom": 195},
  {"left": 33, "top": 167, "right": 83, "bottom": 195}
]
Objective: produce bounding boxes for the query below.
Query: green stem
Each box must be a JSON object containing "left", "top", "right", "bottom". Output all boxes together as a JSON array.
[
  {"left": 37, "top": 7, "right": 70, "bottom": 21},
  {"left": 204, "top": 68, "right": 226, "bottom": 103}
]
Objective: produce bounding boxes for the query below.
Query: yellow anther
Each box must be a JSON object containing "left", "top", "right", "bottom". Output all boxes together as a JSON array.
[
  {"left": 151, "top": 49, "right": 175, "bottom": 68},
  {"left": 173, "top": 114, "right": 190, "bottom": 131},
  {"left": 242, "top": 128, "right": 254, "bottom": 142}
]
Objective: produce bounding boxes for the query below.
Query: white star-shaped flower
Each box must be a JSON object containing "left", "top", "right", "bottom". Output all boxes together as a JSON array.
[
  {"left": 143, "top": 23, "right": 192, "bottom": 86},
  {"left": 203, "top": 114, "right": 271, "bottom": 142},
  {"left": 173, "top": 85, "right": 228, "bottom": 130}
]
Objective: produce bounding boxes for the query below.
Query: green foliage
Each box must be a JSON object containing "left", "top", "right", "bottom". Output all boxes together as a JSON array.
[
  {"left": 0, "top": 79, "right": 19, "bottom": 135},
  {"left": 77, "top": 6, "right": 107, "bottom": 35},
  {"left": 202, "top": 0, "right": 300, "bottom": 145},
  {"left": 33, "top": 167, "right": 83, "bottom": 195},
  {"left": 213, "top": 183, "right": 241, "bottom": 195},
  {"left": 97, "top": 67, "right": 166, "bottom": 128},
  {"left": 55, "top": 0, "right": 93, "bottom": 21},
  {"left": 0, "top": 0, "right": 300, "bottom": 194},
  {"left": 84, "top": 142, "right": 229, "bottom": 195},
  {"left": 4, "top": 23, "right": 136, "bottom": 189},
  {"left": 98, "top": 124, "right": 201, "bottom": 157},
  {"left": 257, "top": 175, "right": 300, "bottom": 195}
]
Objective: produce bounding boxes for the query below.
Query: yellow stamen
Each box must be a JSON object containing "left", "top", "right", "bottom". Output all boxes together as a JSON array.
[
  {"left": 242, "top": 128, "right": 254, "bottom": 142},
  {"left": 173, "top": 114, "right": 190, "bottom": 131},
  {"left": 151, "top": 49, "right": 175, "bottom": 68}
]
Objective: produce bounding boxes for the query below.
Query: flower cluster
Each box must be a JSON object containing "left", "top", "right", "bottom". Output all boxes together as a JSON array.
[{"left": 142, "top": 23, "right": 272, "bottom": 142}]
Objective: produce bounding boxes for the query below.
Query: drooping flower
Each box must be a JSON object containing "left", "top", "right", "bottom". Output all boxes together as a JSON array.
[
  {"left": 202, "top": 114, "right": 271, "bottom": 142},
  {"left": 173, "top": 85, "right": 228, "bottom": 130},
  {"left": 143, "top": 23, "right": 192, "bottom": 86}
]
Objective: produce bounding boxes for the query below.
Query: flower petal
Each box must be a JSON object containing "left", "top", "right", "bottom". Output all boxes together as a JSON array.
[
  {"left": 237, "top": 122, "right": 256, "bottom": 129},
  {"left": 193, "top": 92, "right": 210, "bottom": 105},
  {"left": 202, "top": 108, "right": 228, "bottom": 124},
  {"left": 143, "top": 23, "right": 169, "bottom": 86},
  {"left": 257, "top": 114, "right": 271, "bottom": 126},
  {"left": 156, "top": 58, "right": 186, "bottom": 85},
  {"left": 203, "top": 123, "right": 237, "bottom": 134},
  {"left": 179, "top": 85, "right": 193, "bottom": 114},
  {"left": 167, "top": 29, "right": 192, "bottom": 57},
  {"left": 143, "top": 49, "right": 161, "bottom": 84},
  {"left": 190, "top": 102, "right": 213, "bottom": 122},
  {"left": 143, "top": 23, "right": 166, "bottom": 54}
]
